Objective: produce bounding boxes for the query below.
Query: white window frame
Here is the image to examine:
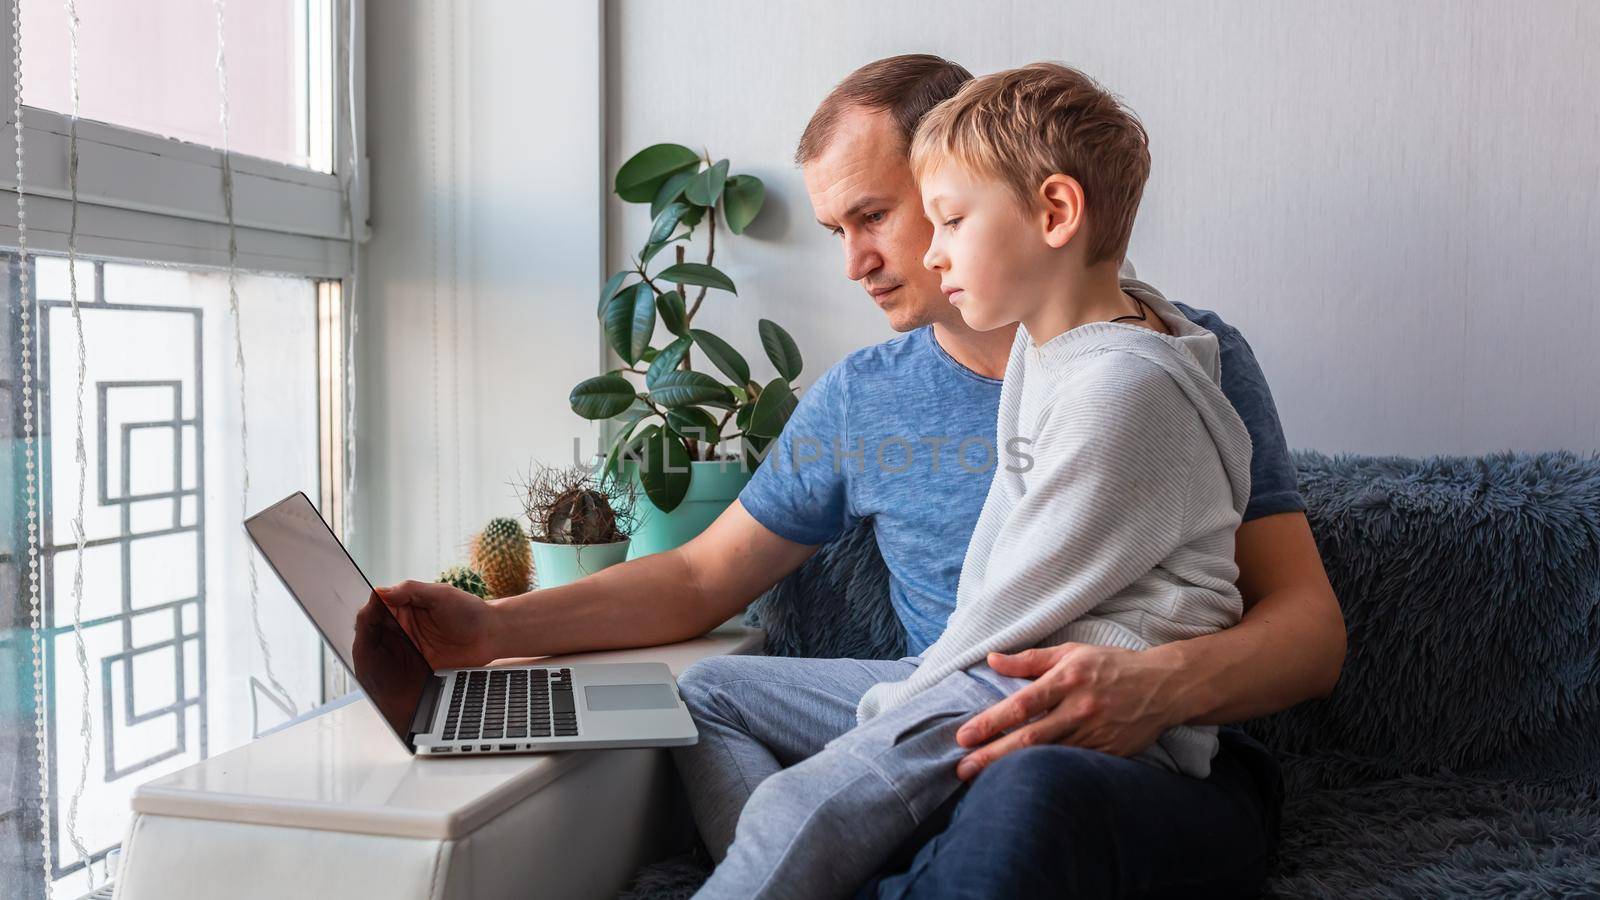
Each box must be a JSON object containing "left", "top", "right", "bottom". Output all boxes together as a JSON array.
[
  {"left": 0, "top": 0, "right": 369, "bottom": 280},
  {"left": 0, "top": 0, "right": 368, "bottom": 712}
]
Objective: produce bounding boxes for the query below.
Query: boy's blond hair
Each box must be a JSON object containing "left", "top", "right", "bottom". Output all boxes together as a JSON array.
[{"left": 910, "top": 62, "right": 1151, "bottom": 266}]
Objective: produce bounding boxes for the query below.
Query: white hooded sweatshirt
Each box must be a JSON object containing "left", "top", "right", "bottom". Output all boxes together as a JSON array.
[{"left": 855, "top": 282, "right": 1254, "bottom": 778}]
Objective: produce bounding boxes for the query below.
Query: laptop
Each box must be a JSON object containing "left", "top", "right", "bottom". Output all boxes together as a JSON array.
[{"left": 244, "top": 491, "right": 698, "bottom": 756}]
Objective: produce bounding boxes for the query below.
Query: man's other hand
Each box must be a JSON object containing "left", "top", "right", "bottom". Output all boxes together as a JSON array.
[
  {"left": 374, "top": 580, "right": 504, "bottom": 669},
  {"left": 952, "top": 643, "right": 1179, "bottom": 780}
]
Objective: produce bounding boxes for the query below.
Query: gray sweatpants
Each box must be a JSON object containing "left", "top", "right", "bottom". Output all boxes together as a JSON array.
[{"left": 672, "top": 654, "right": 1176, "bottom": 900}]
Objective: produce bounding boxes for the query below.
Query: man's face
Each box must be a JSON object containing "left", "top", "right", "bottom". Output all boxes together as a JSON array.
[
  {"left": 803, "top": 107, "right": 953, "bottom": 332},
  {"left": 920, "top": 161, "right": 1046, "bottom": 333}
]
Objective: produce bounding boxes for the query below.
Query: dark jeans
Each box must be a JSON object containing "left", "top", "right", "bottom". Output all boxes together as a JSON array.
[{"left": 857, "top": 726, "right": 1284, "bottom": 899}]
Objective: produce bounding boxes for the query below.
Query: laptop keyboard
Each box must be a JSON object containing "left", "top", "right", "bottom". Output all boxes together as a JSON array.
[{"left": 442, "top": 667, "right": 579, "bottom": 742}]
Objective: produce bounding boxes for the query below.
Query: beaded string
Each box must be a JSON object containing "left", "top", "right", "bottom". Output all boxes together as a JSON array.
[{"left": 11, "top": 0, "right": 52, "bottom": 891}]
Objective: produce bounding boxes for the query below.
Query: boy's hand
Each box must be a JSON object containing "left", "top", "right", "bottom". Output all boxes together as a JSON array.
[
  {"left": 952, "top": 643, "right": 1182, "bottom": 780},
  {"left": 373, "top": 580, "right": 506, "bottom": 670}
]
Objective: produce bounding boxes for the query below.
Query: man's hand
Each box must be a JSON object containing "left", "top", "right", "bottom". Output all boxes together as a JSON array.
[
  {"left": 375, "top": 580, "right": 505, "bottom": 670},
  {"left": 952, "top": 643, "right": 1182, "bottom": 781},
  {"left": 353, "top": 593, "right": 438, "bottom": 730}
]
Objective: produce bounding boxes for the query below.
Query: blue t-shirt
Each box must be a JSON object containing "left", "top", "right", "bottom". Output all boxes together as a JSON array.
[{"left": 738, "top": 302, "right": 1305, "bottom": 655}]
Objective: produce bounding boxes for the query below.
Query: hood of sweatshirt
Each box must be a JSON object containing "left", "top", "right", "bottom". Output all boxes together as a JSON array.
[
  {"left": 1016, "top": 280, "right": 1253, "bottom": 517},
  {"left": 1120, "top": 277, "right": 1222, "bottom": 382}
]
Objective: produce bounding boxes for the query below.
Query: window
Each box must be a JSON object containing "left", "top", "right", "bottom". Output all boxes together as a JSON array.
[
  {"left": 0, "top": 3, "right": 364, "bottom": 898},
  {"left": 20, "top": 0, "right": 335, "bottom": 171},
  {"left": 3, "top": 255, "right": 334, "bottom": 897}
]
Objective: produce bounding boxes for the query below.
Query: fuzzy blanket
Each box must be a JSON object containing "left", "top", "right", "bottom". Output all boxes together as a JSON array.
[{"left": 622, "top": 450, "right": 1600, "bottom": 898}]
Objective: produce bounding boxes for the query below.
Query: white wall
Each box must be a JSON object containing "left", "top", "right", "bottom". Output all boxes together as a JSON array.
[
  {"left": 607, "top": 0, "right": 1600, "bottom": 458},
  {"left": 360, "top": 1, "right": 605, "bottom": 581},
  {"left": 357, "top": 0, "right": 1600, "bottom": 579}
]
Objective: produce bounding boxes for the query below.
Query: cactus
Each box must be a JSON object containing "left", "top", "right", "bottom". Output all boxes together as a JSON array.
[
  {"left": 436, "top": 565, "right": 490, "bottom": 600},
  {"left": 470, "top": 517, "right": 533, "bottom": 599},
  {"left": 543, "top": 484, "right": 620, "bottom": 544},
  {"left": 517, "top": 461, "right": 639, "bottom": 545}
]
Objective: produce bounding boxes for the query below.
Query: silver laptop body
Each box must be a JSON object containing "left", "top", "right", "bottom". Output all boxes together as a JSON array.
[{"left": 244, "top": 491, "right": 698, "bottom": 757}]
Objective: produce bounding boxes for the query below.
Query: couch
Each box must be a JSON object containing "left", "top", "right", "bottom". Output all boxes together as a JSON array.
[{"left": 625, "top": 450, "right": 1600, "bottom": 897}]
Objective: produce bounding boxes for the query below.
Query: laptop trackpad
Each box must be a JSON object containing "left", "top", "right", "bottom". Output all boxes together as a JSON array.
[{"left": 584, "top": 683, "right": 678, "bottom": 711}]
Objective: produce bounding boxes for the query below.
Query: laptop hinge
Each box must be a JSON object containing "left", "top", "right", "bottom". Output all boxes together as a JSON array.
[{"left": 409, "top": 673, "right": 447, "bottom": 741}]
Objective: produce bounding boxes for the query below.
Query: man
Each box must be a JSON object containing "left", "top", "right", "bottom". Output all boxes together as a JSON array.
[{"left": 379, "top": 54, "right": 1345, "bottom": 897}]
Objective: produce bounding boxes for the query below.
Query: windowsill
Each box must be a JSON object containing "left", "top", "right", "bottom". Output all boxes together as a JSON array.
[{"left": 129, "top": 624, "right": 764, "bottom": 841}]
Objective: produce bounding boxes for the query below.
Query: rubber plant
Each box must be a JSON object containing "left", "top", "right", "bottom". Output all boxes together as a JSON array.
[{"left": 569, "top": 143, "right": 803, "bottom": 514}]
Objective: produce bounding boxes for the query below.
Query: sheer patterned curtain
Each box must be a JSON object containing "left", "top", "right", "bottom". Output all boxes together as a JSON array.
[{"left": 1, "top": 2, "right": 362, "bottom": 898}]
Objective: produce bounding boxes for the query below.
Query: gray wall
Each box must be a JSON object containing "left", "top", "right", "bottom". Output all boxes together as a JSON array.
[
  {"left": 359, "top": 0, "right": 1599, "bottom": 580},
  {"left": 608, "top": 0, "right": 1600, "bottom": 458}
]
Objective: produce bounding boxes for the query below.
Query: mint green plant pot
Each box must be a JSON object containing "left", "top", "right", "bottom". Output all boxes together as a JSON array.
[
  {"left": 531, "top": 538, "right": 632, "bottom": 589},
  {"left": 622, "top": 459, "right": 753, "bottom": 560}
]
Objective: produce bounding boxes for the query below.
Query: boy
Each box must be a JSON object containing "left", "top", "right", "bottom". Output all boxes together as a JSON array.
[{"left": 691, "top": 62, "right": 1253, "bottom": 899}]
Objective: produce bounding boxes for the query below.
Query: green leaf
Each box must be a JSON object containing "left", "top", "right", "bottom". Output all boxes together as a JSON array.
[
  {"left": 685, "top": 159, "right": 730, "bottom": 207},
  {"left": 680, "top": 204, "right": 705, "bottom": 228},
  {"left": 615, "top": 144, "right": 700, "bottom": 203},
  {"left": 599, "top": 270, "right": 633, "bottom": 318},
  {"left": 746, "top": 377, "right": 797, "bottom": 438},
  {"left": 648, "top": 370, "right": 732, "bottom": 409},
  {"left": 658, "top": 262, "right": 736, "bottom": 294},
  {"left": 598, "top": 400, "right": 655, "bottom": 482},
  {"left": 569, "top": 374, "right": 638, "bottom": 420},
  {"left": 600, "top": 424, "right": 635, "bottom": 484},
  {"left": 640, "top": 201, "right": 694, "bottom": 268},
  {"left": 639, "top": 346, "right": 659, "bottom": 363},
  {"left": 648, "top": 201, "right": 690, "bottom": 246},
  {"left": 758, "top": 319, "right": 803, "bottom": 380},
  {"left": 689, "top": 328, "right": 750, "bottom": 386},
  {"left": 723, "top": 174, "right": 766, "bottom": 234},
  {"left": 743, "top": 433, "right": 773, "bottom": 472},
  {"left": 640, "top": 233, "right": 690, "bottom": 268},
  {"left": 657, "top": 288, "right": 689, "bottom": 337},
  {"left": 631, "top": 424, "right": 692, "bottom": 513},
  {"left": 646, "top": 335, "right": 692, "bottom": 387},
  {"left": 622, "top": 423, "right": 656, "bottom": 457},
  {"left": 650, "top": 168, "right": 697, "bottom": 219},
  {"left": 665, "top": 406, "right": 720, "bottom": 444},
  {"left": 604, "top": 282, "right": 657, "bottom": 364},
  {"left": 735, "top": 399, "right": 754, "bottom": 432}
]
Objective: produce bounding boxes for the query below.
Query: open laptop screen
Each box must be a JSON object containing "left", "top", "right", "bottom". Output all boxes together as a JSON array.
[{"left": 244, "top": 492, "right": 433, "bottom": 751}]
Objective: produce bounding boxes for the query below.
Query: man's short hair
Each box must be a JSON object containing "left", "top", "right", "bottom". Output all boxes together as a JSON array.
[
  {"left": 795, "top": 54, "right": 973, "bottom": 165},
  {"left": 910, "top": 62, "right": 1151, "bottom": 266}
]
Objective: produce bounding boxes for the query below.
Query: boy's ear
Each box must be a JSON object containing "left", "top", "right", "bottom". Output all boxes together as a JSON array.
[{"left": 1038, "top": 174, "right": 1085, "bottom": 250}]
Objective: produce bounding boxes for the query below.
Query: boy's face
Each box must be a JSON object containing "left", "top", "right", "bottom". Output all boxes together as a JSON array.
[{"left": 919, "top": 162, "right": 1048, "bottom": 333}]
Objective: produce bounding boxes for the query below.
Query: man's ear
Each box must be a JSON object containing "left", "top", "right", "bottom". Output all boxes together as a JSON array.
[{"left": 1038, "top": 174, "right": 1085, "bottom": 249}]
